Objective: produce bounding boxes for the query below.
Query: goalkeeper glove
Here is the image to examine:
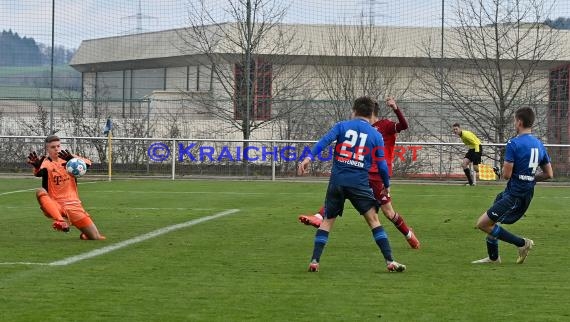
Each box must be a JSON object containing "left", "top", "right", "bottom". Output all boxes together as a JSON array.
[
  {"left": 27, "top": 151, "right": 45, "bottom": 169},
  {"left": 58, "top": 149, "right": 74, "bottom": 161}
]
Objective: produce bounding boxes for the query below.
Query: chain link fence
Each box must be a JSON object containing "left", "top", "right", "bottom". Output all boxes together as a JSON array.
[
  {"left": 1, "top": 1, "right": 569, "bottom": 180},
  {"left": 2, "top": 135, "right": 568, "bottom": 181}
]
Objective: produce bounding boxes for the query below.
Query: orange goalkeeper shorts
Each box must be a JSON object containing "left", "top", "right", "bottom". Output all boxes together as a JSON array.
[{"left": 62, "top": 204, "right": 93, "bottom": 229}]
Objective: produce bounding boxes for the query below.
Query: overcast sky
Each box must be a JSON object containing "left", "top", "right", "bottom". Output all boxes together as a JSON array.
[{"left": 0, "top": 0, "right": 566, "bottom": 49}]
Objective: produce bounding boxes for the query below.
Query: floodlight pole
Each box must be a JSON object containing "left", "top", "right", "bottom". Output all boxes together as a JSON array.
[
  {"left": 244, "top": 0, "right": 252, "bottom": 177},
  {"left": 439, "top": 0, "right": 445, "bottom": 177},
  {"left": 245, "top": 0, "right": 252, "bottom": 142},
  {"left": 49, "top": 0, "right": 55, "bottom": 134}
]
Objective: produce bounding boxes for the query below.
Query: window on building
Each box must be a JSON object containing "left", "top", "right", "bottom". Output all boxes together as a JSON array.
[
  {"left": 96, "top": 71, "right": 123, "bottom": 99},
  {"left": 165, "top": 67, "right": 187, "bottom": 91},
  {"left": 198, "top": 64, "right": 213, "bottom": 91},
  {"left": 132, "top": 68, "right": 165, "bottom": 99},
  {"left": 234, "top": 58, "right": 272, "bottom": 121}
]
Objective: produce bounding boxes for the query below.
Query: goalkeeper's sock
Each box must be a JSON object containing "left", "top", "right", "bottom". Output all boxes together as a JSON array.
[
  {"left": 389, "top": 212, "right": 410, "bottom": 236},
  {"left": 486, "top": 236, "right": 499, "bottom": 261},
  {"left": 311, "top": 229, "right": 329, "bottom": 262},
  {"left": 37, "top": 192, "right": 65, "bottom": 222},
  {"left": 372, "top": 226, "right": 393, "bottom": 262},
  {"left": 464, "top": 168, "right": 474, "bottom": 185}
]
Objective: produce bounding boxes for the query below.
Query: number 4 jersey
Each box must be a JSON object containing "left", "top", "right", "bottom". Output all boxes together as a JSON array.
[{"left": 505, "top": 133, "right": 551, "bottom": 197}]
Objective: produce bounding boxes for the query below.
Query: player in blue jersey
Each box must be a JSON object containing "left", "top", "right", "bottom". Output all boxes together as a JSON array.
[
  {"left": 297, "top": 96, "right": 406, "bottom": 273},
  {"left": 472, "top": 107, "right": 553, "bottom": 264}
]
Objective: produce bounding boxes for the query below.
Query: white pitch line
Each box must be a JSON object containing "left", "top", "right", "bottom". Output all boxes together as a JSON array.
[
  {"left": 0, "top": 262, "right": 49, "bottom": 266},
  {"left": 0, "top": 181, "right": 98, "bottom": 197},
  {"left": 0, "top": 206, "right": 219, "bottom": 211},
  {"left": 0, "top": 188, "right": 36, "bottom": 196},
  {"left": 89, "top": 190, "right": 311, "bottom": 195},
  {"left": 48, "top": 209, "right": 240, "bottom": 266}
]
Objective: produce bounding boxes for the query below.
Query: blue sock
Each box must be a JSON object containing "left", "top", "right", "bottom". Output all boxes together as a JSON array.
[
  {"left": 311, "top": 229, "right": 329, "bottom": 262},
  {"left": 486, "top": 236, "right": 499, "bottom": 260},
  {"left": 372, "top": 226, "right": 393, "bottom": 262},
  {"left": 490, "top": 225, "right": 525, "bottom": 247}
]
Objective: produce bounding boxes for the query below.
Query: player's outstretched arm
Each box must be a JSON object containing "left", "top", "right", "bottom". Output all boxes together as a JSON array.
[
  {"left": 27, "top": 151, "right": 46, "bottom": 177},
  {"left": 57, "top": 149, "right": 74, "bottom": 161},
  {"left": 57, "top": 149, "right": 93, "bottom": 168},
  {"left": 386, "top": 96, "right": 408, "bottom": 132},
  {"left": 27, "top": 151, "right": 45, "bottom": 169}
]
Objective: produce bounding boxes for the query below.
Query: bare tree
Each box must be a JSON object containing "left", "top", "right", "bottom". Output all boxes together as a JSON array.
[
  {"left": 297, "top": 21, "right": 416, "bottom": 176},
  {"left": 422, "top": 0, "right": 560, "bottom": 162},
  {"left": 17, "top": 102, "right": 50, "bottom": 136},
  {"left": 309, "top": 22, "right": 414, "bottom": 131},
  {"left": 177, "top": 0, "right": 309, "bottom": 144},
  {"left": 285, "top": 20, "right": 418, "bottom": 176}
]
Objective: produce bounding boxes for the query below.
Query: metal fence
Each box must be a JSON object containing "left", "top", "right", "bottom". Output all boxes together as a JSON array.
[
  {"left": 1, "top": 1, "right": 569, "bottom": 180},
  {"left": 2, "top": 136, "right": 568, "bottom": 181}
]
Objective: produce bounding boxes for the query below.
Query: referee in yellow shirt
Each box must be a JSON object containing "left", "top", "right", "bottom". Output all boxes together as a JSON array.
[{"left": 452, "top": 123, "right": 482, "bottom": 186}]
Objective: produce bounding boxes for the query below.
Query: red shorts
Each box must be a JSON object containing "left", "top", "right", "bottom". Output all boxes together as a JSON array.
[{"left": 368, "top": 174, "right": 391, "bottom": 205}]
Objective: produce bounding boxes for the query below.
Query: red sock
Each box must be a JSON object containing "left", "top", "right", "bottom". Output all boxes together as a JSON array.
[
  {"left": 390, "top": 213, "right": 410, "bottom": 236},
  {"left": 317, "top": 206, "right": 325, "bottom": 216}
]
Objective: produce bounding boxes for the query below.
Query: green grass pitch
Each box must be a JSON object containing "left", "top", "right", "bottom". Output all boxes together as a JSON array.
[{"left": 1, "top": 178, "right": 569, "bottom": 321}]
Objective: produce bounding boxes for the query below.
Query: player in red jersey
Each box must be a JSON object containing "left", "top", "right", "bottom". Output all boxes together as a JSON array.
[
  {"left": 299, "top": 97, "right": 420, "bottom": 249},
  {"left": 27, "top": 135, "right": 105, "bottom": 240}
]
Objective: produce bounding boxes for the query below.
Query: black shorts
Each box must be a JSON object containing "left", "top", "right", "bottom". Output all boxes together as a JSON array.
[
  {"left": 324, "top": 183, "right": 378, "bottom": 218},
  {"left": 464, "top": 145, "right": 482, "bottom": 165}
]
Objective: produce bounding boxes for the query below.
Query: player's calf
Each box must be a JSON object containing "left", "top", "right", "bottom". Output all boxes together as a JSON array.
[{"left": 73, "top": 215, "right": 105, "bottom": 240}]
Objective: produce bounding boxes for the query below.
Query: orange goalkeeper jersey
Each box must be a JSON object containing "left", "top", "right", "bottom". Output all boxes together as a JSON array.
[{"left": 33, "top": 156, "right": 91, "bottom": 205}]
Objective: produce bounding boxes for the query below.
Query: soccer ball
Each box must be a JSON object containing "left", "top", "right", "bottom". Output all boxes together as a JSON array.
[{"left": 66, "top": 158, "right": 87, "bottom": 177}]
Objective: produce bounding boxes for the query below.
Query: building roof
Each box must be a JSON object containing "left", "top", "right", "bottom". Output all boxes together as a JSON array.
[{"left": 70, "top": 23, "right": 570, "bottom": 72}]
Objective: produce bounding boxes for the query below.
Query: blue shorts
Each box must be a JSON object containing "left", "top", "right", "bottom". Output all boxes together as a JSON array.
[
  {"left": 324, "top": 183, "right": 378, "bottom": 218},
  {"left": 486, "top": 190, "right": 533, "bottom": 224}
]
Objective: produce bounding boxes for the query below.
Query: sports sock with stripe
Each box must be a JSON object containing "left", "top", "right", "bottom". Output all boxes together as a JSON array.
[{"left": 372, "top": 226, "right": 393, "bottom": 262}]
